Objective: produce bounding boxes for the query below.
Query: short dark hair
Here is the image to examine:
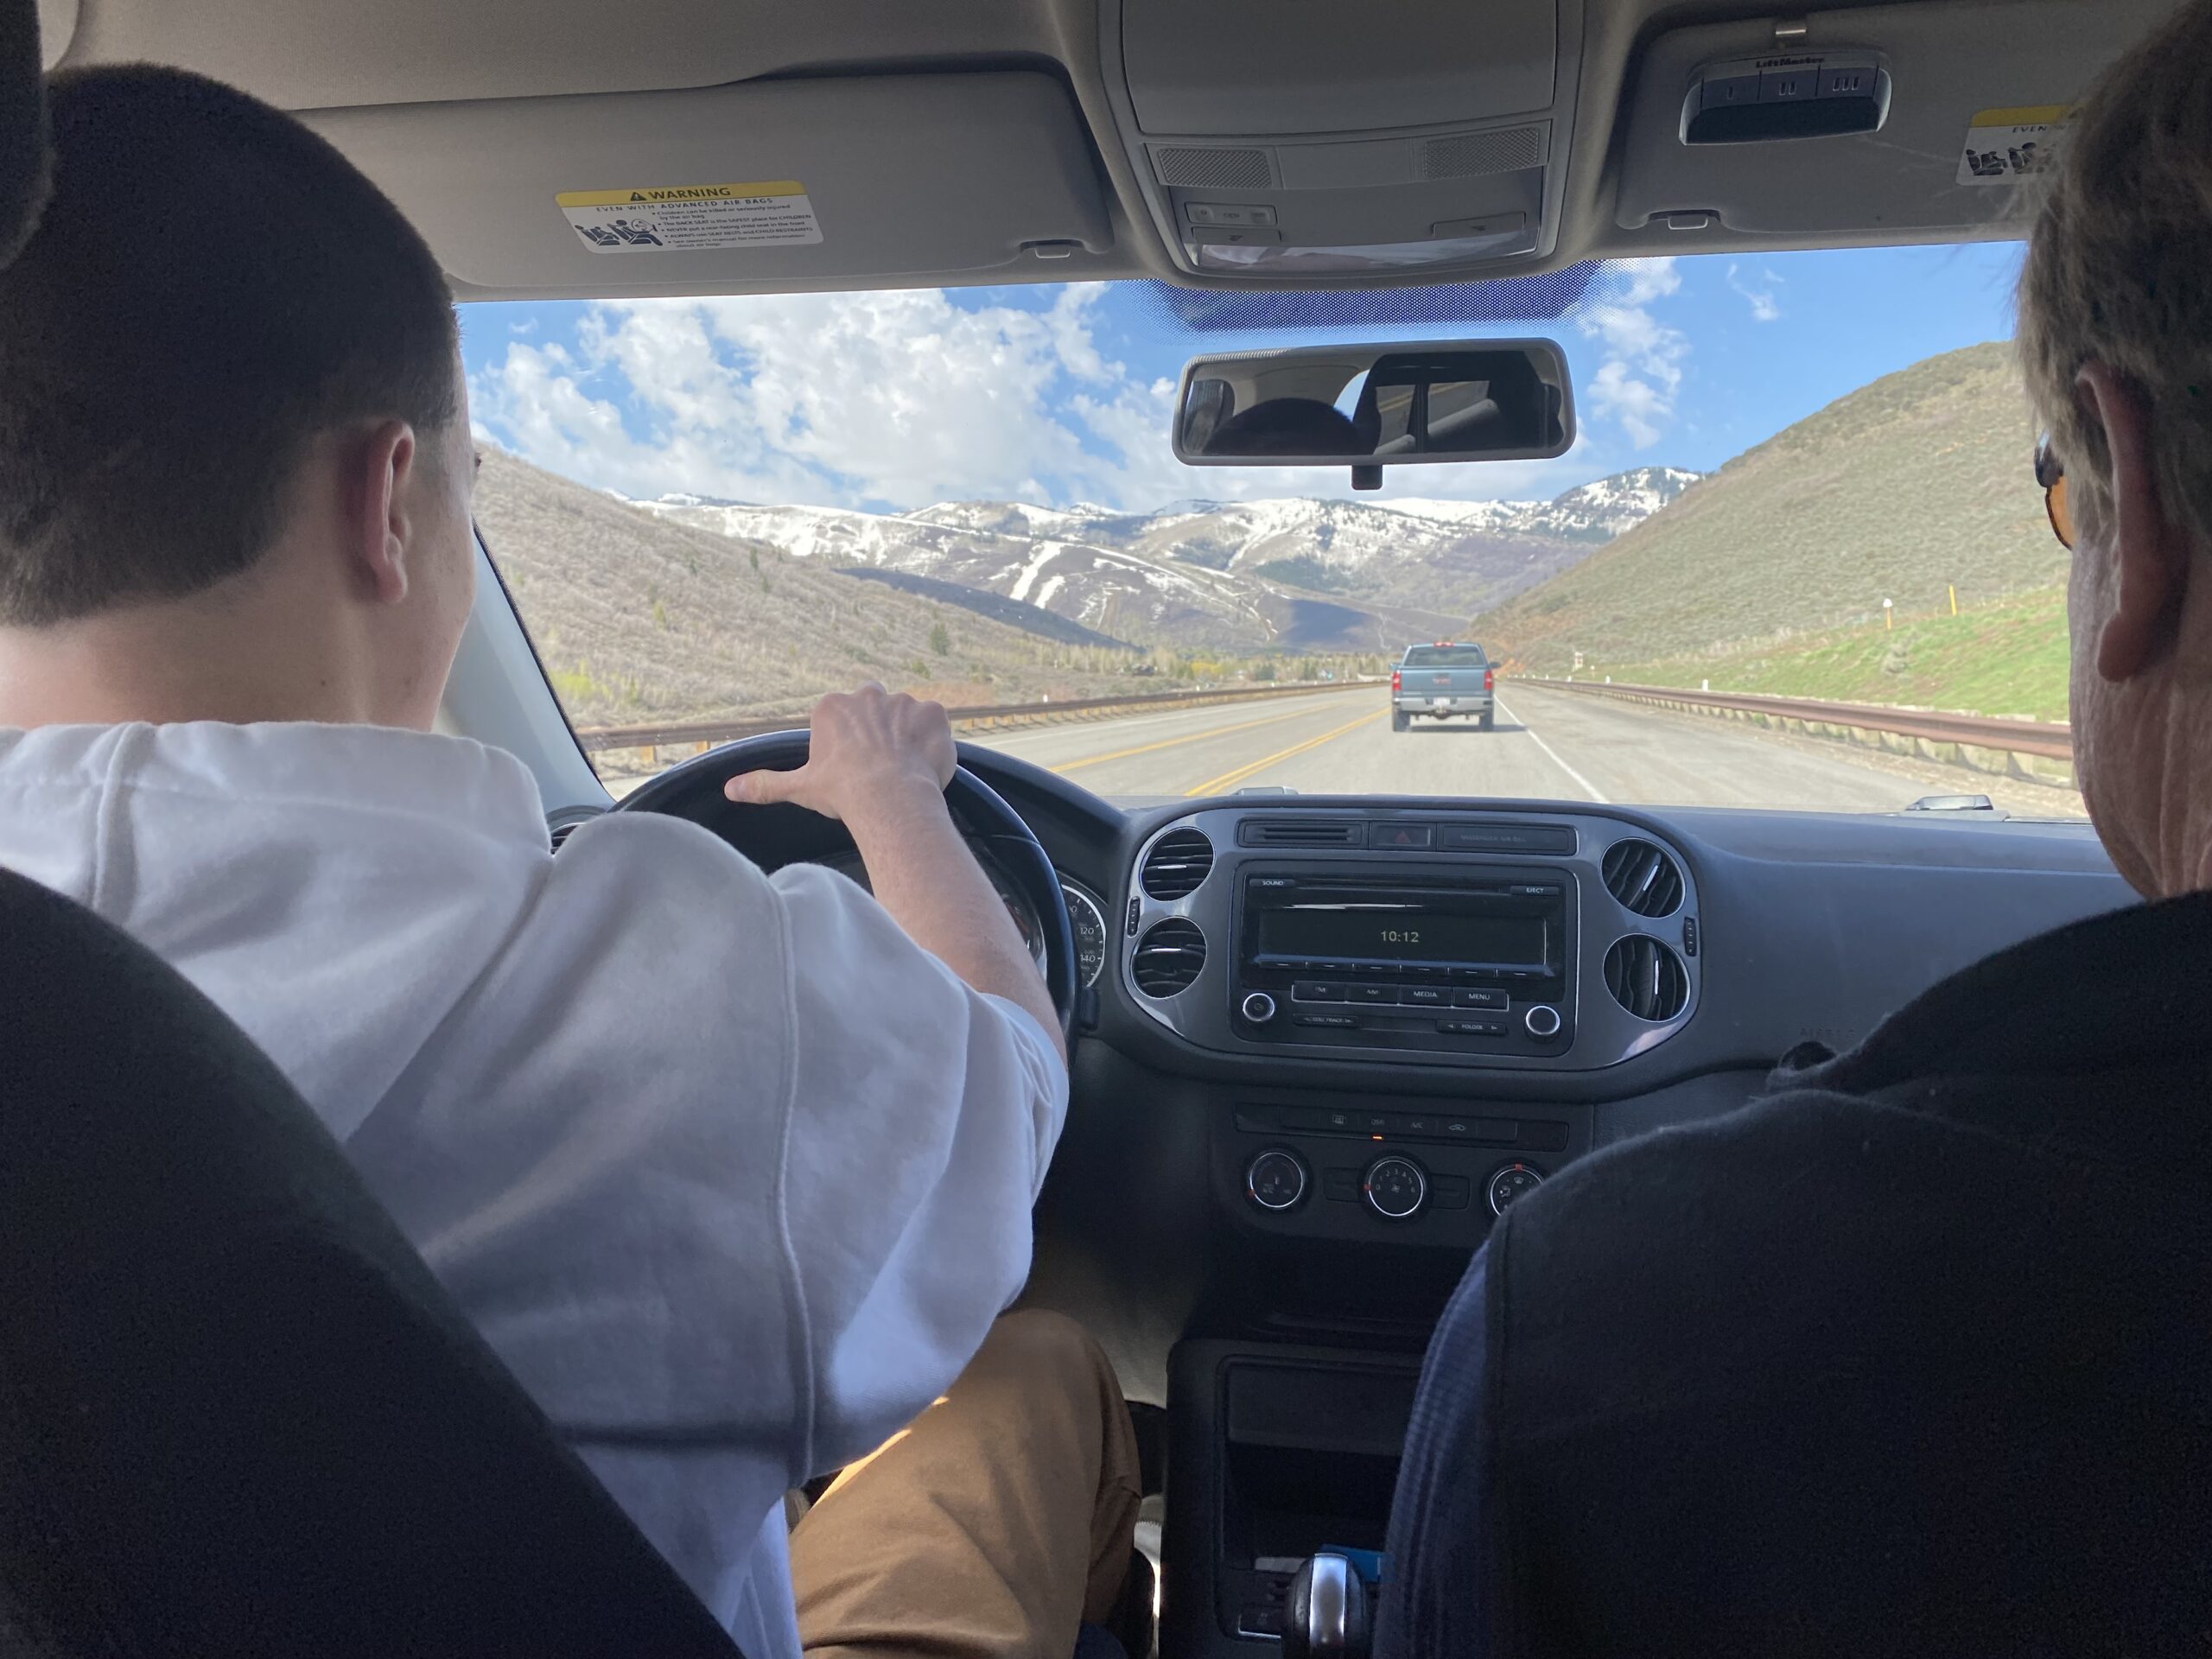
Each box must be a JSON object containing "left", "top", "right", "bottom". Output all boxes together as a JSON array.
[{"left": 0, "top": 66, "right": 459, "bottom": 626}]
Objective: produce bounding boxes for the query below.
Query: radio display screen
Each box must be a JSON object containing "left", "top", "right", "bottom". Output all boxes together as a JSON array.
[{"left": 1256, "top": 907, "right": 1548, "bottom": 969}]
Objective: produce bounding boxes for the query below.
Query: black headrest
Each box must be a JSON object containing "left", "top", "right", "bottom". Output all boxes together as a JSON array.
[
  {"left": 0, "top": 0, "right": 50, "bottom": 269},
  {"left": 1205, "top": 397, "right": 1364, "bottom": 457},
  {"left": 0, "top": 868, "right": 743, "bottom": 1657}
]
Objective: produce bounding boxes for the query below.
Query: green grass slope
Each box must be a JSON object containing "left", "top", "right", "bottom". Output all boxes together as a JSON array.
[
  {"left": 1605, "top": 583, "right": 2070, "bottom": 721},
  {"left": 1480, "top": 342, "right": 2063, "bottom": 674}
]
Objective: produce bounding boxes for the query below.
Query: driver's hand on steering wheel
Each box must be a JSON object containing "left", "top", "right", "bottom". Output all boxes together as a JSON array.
[{"left": 724, "top": 683, "right": 957, "bottom": 824}]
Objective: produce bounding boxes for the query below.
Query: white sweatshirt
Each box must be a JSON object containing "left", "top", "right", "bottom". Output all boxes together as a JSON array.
[{"left": 0, "top": 720, "right": 1069, "bottom": 1658}]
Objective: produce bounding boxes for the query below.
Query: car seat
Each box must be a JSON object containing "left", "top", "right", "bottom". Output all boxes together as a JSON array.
[{"left": 0, "top": 868, "right": 750, "bottom": 1657}]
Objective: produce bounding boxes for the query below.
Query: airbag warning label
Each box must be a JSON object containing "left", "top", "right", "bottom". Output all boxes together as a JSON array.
[
  {"left": 556, "top": 181, "right": 822, "bottom": 251},
  {"left": 1957, "top": 108, "right": 2069, "bottom": 186}
]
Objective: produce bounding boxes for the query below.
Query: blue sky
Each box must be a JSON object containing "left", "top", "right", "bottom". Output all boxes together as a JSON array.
[{"left": 461, "top": 240, "right": 2026, "bottom": 515}]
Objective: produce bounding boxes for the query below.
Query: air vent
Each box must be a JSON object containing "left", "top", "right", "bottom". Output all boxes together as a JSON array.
[
  {"left": 1141, "top": 829, "right": 1215, "bottom": 899},
  {"left": 546, "top": 808, "right": 605, "bottom": 852},
  {"left": 1418, "top": 123, "right": 1547, "bottom": 181},
  {"left": 1604, "top": 936, "right": 1690, "bottom": 1022},
  {"left": 1601, "top": 839, "right": 1684, "bottom": 918},
  {"left": 1152, "top": 145, "right": 1274, "bottom": 190},
  {"left": 1237, "top": 820, "right": 1364, "bottom": 849},
  {"left": 1133, "top": 918, "right": 1208, "bottom": 997}
]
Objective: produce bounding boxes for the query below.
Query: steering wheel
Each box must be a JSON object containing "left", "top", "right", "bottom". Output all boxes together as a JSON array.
[{"left": 613, "top": 729, "right": 1077, "bottom": 1036}]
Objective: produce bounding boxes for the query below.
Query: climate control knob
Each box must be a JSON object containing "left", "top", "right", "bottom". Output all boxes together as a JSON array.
[
  {"left": 1241, "top": 991, "right": 1279, "bottom": 1025},
  {"left": 1487, "top": 1161, "right": 1546, "bottom": 1215},
  {"left": 1363, "top": 1154, "right": 1428, "bottom": 1220},
  {"left": 1245, "top": 1148, "right": 1308, "bottom": 1211},
  {"left": 1524, "top": 1004, "right": 1563, "bottom": 1039}
]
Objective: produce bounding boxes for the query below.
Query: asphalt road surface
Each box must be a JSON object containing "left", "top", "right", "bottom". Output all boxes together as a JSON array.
[{"left": 973, "top": 682, "right": 2065, "bottom": 813}]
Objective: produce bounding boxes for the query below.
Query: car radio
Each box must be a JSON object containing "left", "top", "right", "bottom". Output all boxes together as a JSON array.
[{"left": 1232, "top": 865, "right": 1575, "bottom": 1057}]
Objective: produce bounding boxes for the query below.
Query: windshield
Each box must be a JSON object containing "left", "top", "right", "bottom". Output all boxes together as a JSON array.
[{"left": 466, "top": 245, "right": 2081, "bottom": 818}]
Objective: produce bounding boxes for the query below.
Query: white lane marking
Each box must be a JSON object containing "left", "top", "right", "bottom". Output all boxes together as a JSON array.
[{"left": 1493, "top": 694, "right": 1609, "bottom": 804}]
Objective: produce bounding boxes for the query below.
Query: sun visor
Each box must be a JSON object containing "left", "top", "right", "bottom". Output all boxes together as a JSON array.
[
  {"left": 308, "top": 71, "right": 1113, "bottom": 297},
  {"left": 1101, "top": 0, "right": 1582, "bottom": 284},
  {"left": 1614, "top": 0, "right": 2173, "bottom": 238}
]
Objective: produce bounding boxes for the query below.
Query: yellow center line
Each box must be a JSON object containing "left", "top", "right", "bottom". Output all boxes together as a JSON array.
[
  {"left": 1047, "top": 701, "right": 1344, "bottom": 775},
  {"left": 1185, "top": 708, "right": 1386, "bottom": 798}
]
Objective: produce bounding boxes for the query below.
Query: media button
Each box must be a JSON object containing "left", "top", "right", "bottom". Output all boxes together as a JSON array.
[
  {"left": 1401, "top": 985, "right": 1448, "bottom": 1007},
  {"left": 1292, "top": 981, "right": 1347, "bottom": 1002}
]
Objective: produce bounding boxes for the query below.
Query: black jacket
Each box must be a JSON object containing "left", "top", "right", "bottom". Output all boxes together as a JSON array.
[{"left": 1384, "top": 893, "right": 2212, "bottom": 1656}]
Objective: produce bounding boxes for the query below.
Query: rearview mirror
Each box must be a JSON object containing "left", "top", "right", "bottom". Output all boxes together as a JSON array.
[{"left": 1172, "top": 338, "right": 1573, "bottom": 489}]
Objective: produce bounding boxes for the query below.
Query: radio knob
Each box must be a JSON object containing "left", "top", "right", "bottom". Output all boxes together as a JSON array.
[
  {"left": 1246, "top": 1148, "right": 1308, "bottom": 1211},
  {"left": 1241, "top": 991, "right": 1279, "bottom": 1025},
  {"left": 1363, "top": 1154, "right": 1427, "bottom": 1220},
  {"left": 1524, "top": 1004, "right": 1563, "bottom": 1039}
]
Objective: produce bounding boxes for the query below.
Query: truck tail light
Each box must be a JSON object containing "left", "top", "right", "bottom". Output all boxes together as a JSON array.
[
  {"left": 1391, "top": 670, "right": 1402, "bottom": 692},
  {"left": 1484, "top": 668, "right": 1495, "bottom": 690}
]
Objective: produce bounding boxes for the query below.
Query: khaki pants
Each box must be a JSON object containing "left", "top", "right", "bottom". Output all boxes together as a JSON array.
[{"left": 790, "top": 1310, "right": 1143, "bottom": 1658}]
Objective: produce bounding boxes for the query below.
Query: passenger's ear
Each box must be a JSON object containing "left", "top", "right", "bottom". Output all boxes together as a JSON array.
[
  {"left": 347, "top": 420, "right": 418, "bottom": 607},
  {"left": 2078, "top": 362, "right": 2187, "bottom": 683}
]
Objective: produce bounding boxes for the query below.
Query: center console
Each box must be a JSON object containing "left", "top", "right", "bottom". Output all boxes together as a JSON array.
[
  {"left": 1129, "top": 808, "right": 1705, "bottom": 1648},
  {"left": 1165, "top": 1339, "right": 1423, "bottom": 1653},
  {"left": 1122, "top": 807, "right": 1700, "bottom": 1074}
]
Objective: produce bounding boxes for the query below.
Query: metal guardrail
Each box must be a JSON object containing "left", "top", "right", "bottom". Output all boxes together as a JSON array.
[
  {"left": 1523, "top": 677, "right": 2074, "bottom": 764},
  {"left": 574, "top": 676, "right": 1379, "bottom": 755}
]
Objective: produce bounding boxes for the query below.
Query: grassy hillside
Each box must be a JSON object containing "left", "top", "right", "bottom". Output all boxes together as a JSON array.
[
  {"left": 472, "top": 449, "right": 1141, "bottom": 727},
  {"left": 1479, "top": 342, "right": 2062, "bottom": 673},
  {"left": 1605, "top": 583, "right": 2070, "bottom": 721}
]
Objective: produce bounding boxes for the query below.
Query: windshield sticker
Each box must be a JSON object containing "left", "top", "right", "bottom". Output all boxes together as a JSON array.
[
  {"left": 1956, "top": 107, "right": 2069, "bottom": 186},
  {"left": 556, "top": 181, "right": 822, "bottom": 251}
]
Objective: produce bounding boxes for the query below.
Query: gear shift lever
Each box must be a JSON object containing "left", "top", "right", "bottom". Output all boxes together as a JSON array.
[{"left": 1281, "top": 1552, "right": 1371, "bottom": 1658}]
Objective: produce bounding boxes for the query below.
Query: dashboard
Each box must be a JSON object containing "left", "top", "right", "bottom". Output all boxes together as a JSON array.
[
  {"left": 651, "top": 743, "right": 2133, "bottom": 1396},
  {"left": 730, "top": 754, "right": 2139, "bottom": 1659}
]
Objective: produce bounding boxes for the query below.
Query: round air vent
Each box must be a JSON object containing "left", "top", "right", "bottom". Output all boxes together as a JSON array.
[
  {"left": 1132, "top": 918, "right": 1207, "bottom": 998},
  {"left": 1604, "top": 935, "right": 1690, "bottom": 1022},
  {"left": 1141, "top": 829, "right": 1215, "bottom": 901},
  {"left": 546, "top": 807, "right": 605, "bottom": 852},
  {"left": 1602, "top": 838, "right": 1684, "bottom": 918}
]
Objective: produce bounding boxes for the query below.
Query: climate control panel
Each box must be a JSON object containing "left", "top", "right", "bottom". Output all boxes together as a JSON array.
[{"left": 1226, "top": 1095, "right": 1585, "bottom": 1247}]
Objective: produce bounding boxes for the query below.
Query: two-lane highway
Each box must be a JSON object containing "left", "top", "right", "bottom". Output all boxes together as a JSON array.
[{"left": 976, "top": 682, "right": 2079, "bottom": 814}]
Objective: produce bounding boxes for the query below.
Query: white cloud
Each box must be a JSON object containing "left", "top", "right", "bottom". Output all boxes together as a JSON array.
[
  {"left": 470, "top": 276, "right": 1680, "bottom": 512},
  {"left": 1726, "top": 262, "right": 1784, "bottom": 323},
  {"left": 1574, "top": 258, "right": 1688, "bottom": 450},
  {"left": 470, "top": 285, "right": 1192, "bottom": 512}
]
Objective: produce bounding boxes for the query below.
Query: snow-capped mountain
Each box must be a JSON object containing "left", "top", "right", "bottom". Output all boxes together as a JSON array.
[
  {"left": 1386, "top": 467, "right": 1701, "bottom": 543},
  {"left": 627, "top": 467, "right": 1698, "bottom": 651}
]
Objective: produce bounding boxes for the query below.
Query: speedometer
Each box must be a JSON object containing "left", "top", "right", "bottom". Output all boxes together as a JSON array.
[{"left": 1062, "top": 882, "right": 1108, "bottom": 989}]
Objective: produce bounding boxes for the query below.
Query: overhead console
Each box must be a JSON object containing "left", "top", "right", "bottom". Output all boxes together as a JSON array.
[
  {"left": 1615, "top": 0, "right": 2174, "bottom": 239},
  {"left": 1099, "top": 0, "right": 1585, "bottom": 281},
  {"left": 1123, "top": 807, "right": 1699, "bottom": 1072}
]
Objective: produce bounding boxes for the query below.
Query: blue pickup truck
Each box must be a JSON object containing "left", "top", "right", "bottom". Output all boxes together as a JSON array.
[{"left": 1391, "top": 642, "right": 1495, "bottom": 732}]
